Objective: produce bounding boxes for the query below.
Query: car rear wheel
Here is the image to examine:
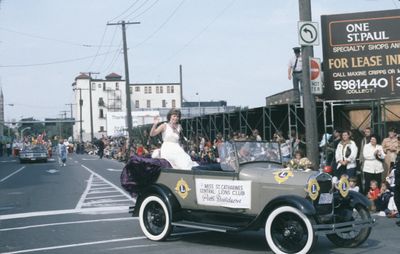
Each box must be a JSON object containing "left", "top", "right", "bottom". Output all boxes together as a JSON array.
[
  {"left": 139, "top": 195, "right": 172, "bottom": 241},
  {"left": 265, "top": 206, "right": 317, "bottom": 254},
  {"left": 326, "top": 205, "right": 371, "bottom": 247}
]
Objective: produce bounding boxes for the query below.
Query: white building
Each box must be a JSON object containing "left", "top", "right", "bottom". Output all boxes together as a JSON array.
[{"left": 72, "top": 72, "right": 182, "bottom": 141}]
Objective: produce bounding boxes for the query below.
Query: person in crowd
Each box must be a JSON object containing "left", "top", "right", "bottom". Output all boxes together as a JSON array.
[
  {"left": 349, "top": 177, "right": 360, "bottom": 192},
  {"left": 328, "top": 129, "right": 342, "bottom": 169},
  {"left": 359, "top": 127, "right": 372, "bottom": 178},
  {"left": 150, "top": 108, "right": 198, "bottom": 170},
  {"left": 58, "top": 139, "right": 67, "bottom": 167},
  {"left": 375, "top": 181, "right": 392, "bottom": 214},
  {"left": 97, "top": 138, "right": 105, "bottom": 159},
  {"left": 367, "top": 180, "right": 380, "bottom": 211},
  {"left": 251, "top": 129, "right": 262, "bottom": 141},
  {"left": 287, "top": 150, "right": 312, "bottom": 171},
  {"left": 362, "top": 134, "right": 385, "bottom": 194},
  {"left": 394, "top": 153, "right": 400, "bottom": 226},
  {"left": 335, "top": 130, "right": 358, "bottom": 178},
  {"left": 288, "top": 47, "right": 302, "bottom": 92},
  {"left": 382, "top": 128, "right": 398, "bottom": 182}
]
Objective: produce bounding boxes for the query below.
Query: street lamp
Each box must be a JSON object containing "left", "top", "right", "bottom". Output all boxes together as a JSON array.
[{"left": 20, "top": 127, "right": 31, "bottom": 139}]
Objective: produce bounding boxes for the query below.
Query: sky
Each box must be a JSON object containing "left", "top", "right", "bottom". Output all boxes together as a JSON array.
[{"left": 0, "top": 0, "right": 399, "bottom": 121}]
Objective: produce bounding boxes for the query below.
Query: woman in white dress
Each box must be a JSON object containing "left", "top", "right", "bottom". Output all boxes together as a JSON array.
[{"left": 149, "top": 109, "right": 198, "bottom": 170}]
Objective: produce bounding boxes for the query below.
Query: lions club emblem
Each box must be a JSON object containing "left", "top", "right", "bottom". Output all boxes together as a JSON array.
[
  {"left": 273, "top": 170, "right": 294, "bottom": 184},
  {"left": 175, "top": 178, "right": 191, "bottom": 199},
  {"left": 307, "top": 178, "right": 320, "bottom": 201},
  {"left": 338, "top": 176, "right": 349, "bottom": 198}
]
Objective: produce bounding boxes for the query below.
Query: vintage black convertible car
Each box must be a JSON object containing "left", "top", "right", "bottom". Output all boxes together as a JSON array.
[{"left": 122, "top": 141, "right": 374, "bottom": 254}]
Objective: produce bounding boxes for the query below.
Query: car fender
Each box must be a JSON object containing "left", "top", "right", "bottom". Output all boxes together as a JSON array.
[
  {"left": 248, "top": 195, "right": 316, "bottom": 229},
  {"left": 348, "top": 191, "right": 371, "bottom": 208},
  {"left": 133, "top": 184, "right": 181, "bottom": 219}
]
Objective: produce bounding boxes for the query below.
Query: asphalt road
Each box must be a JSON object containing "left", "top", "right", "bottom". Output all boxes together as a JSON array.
[{"left": 0, "top": 154, "right": 399, "bottom": 254}]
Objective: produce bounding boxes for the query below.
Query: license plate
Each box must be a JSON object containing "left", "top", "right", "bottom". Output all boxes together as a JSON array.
[
  {"left": 31, "top": 158, "right": 36, "bottom": 161},
  {"left": 318, "top": 193, "right": 333, "bottom": 204}
]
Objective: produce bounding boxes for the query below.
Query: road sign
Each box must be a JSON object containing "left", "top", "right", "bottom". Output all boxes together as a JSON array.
[
  {"left": 298, "top": 21, "right": 320, "bottom": 46},
  {"left": 309, "top": 57, "right": 323, "bottom": 95}
]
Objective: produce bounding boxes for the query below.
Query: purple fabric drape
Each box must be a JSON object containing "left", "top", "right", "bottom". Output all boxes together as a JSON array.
[{"left": 120, "top": 155, "right": 172, "bottom": 197}]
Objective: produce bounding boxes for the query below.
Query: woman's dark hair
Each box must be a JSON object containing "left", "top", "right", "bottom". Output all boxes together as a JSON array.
[
  {"left": 167, "top": 108, "right": 181, "bottom": 121},
  {"left": 369, "top": 134, "right": 380, "bottom": 144}
]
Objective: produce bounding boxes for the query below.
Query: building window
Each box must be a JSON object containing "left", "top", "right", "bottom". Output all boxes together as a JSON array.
[
  {"left": 91, "top": 83, "right": 96, "bottom": 90},
  {"left": 144, "top": 87, "right": 148, "bottom": 94},
  {"left": 103, "top": 82, "right": 106, "bottom": 91},
  {"left": 172, "top": 99, "right": 176, "bottom": 108},
  {"left": 167, "top": 86, "right": 170, "bottom": 93},
  {"left": 171, "top": 86, "right": 174, "bottom": 93},
  {"left": 116, "top": 83, "right": 119, "bottom": 90},
  {"left": 148, "top": 86, "right": 152, "bottom": 94},
  {"left": 98, "top": 97, "right": 105, "bottom": 107},
  {"left": 162, "top": 100, "right": 166, "bottom": 108},
  {"left": 160, "top": 86, "right": 163, "bottom": 93},
  {"left": 100, "top": 126, "right": 104, "bottom": 132},
  {"left": 156, "top": 86, "right": 159, "bottom": 94},
  {"left": 130, "top": 87, "right": 133, "bottom": 94},
  {"left": 99, "top": 109, "right": 104, "bottom": 118},
  {"left": 98, "top": 83, "right": 102, "bottom": 89},
  {"left": 135, "top": 86, "right": 140, "bottom": 92},
  {"left": 135, "top": 100, "right": 139, "bottom": 108},
  {"left": 147, "top": 100, "right": 151, "bottom": 108}
]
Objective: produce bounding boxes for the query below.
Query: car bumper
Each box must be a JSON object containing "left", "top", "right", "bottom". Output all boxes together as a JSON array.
[{"left": 313, "top": 217, "right": 375, "bottom": 235}]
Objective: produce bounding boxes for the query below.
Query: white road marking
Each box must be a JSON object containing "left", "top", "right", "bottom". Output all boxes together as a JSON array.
[
  {"left": 83, "top": 199, "right": 132, "bottom": 205},
  {"left": 81, "top": 158, "right": 97, "bottom": 161},
  {"left": 88, "top": 190, "right": 119, "bottom": 194},
  {"left": 85, "top": 194, "right": 125, "bottom": 200},
  {"left": 0, "top": 160, "right": 16, "bottom": 163},
  {"left": 46, "top": 169, "right": 59, "bottom": 174},
  {"left": 0, "top": 236, "right": 147, "bottom": 254},
  {"left": 89, "top": 186, "right": 115, "bottom": 190},
  {"left": 107, "top": 244, "right": 158, "bottom": 251},
  {"left": 75, "top": 174, "right": 94, "bottom": 209},
  {"left": 106, "top": 168, "right": 122, "bottom": 172},
  {"left": 80, "top": 164, "right": 135, "bottom": 202},
  {"left": 0, "top": 231, "right": 207, "bottom": 254},
  {"left": 0, "top": 206, "right": 129, "bottom": 220},
  {"left": 0, "top": 217, "right": 137, "bottom": 232},
  {"left": 0, "top": 166, "right": 25, "bottom": 183}
]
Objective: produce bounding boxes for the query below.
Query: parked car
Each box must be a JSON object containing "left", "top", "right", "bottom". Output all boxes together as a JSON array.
[
  {"left": 19, "top": 144, "right": 48, "bottom": 163},
  {"left": 125, "top": 141, "right": 374, "bottom": 254}
]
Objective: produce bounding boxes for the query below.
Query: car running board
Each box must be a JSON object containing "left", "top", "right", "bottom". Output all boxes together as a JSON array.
[{"left": 172, "top": 220, "right": 240, "bottom": 233}]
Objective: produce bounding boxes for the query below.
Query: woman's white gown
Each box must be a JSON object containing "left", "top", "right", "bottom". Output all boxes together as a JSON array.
[{"left": 160, "top": 123, "right": 198, "bottom": 170}]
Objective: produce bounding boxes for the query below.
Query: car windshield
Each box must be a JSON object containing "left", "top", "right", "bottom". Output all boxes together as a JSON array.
[
  {"left": 218, "top": 141, "right": 281, "bottom": 171},
  {"left": 23, "top": 145, "right": 46, "bottom": 152}
]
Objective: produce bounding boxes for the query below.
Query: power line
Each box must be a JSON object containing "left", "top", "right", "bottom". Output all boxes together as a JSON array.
[
  {"left": 0, "top": 26, "right": 117, "bottom": 48},
  {"left": 86, "top": 26, "right": 109, "bottom": 71},
  {"left": 97, "top": 26, "right": 120, "bottom": 72},
  {"left": 109, "top": 0, "right": 141, "bottom": 22},
  {"left": 138, "top": 0, "right": 237, "bottom": 75},
  {"left": 131, "top": 0, "right": 160, "bottom": 19},
  {"left": 134, "top": 0, "right": 186, "bottom": 49},
  {"left": 121, "top": 0, "right": 152, "bottom": 20},
  {"left": 0, "top": 49, "right": 120, "bottom": 68},
  {"left": 102, "top": 40, "right": 123, "bottom": 74}
]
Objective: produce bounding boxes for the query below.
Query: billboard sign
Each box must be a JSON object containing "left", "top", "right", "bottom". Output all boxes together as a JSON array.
[
  {"left": 106, "top": 111, "right": 160, "bottom": 137},
  {"left": 321, "top": 9, "right": 400, "bottom": 100}
]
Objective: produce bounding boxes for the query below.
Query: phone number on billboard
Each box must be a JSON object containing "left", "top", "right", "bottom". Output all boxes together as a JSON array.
[{"left": 334, "top": 77, "right": 400, "bottom": 90}]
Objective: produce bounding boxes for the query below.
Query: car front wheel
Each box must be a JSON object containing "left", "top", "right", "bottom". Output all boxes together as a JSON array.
[
  {"left": 326, "top": 204, "right": 371, "bottom": 247},
  {"left": 139, "top": 195, "right": 172, "bottom": 241},
  {"left": 265, "top": 206, "right": 316, "bottom": 254}
]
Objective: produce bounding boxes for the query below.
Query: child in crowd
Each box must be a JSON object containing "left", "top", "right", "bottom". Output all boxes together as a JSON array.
[
  {"left": 375, "top": 181, "right": 392, "bottom": 214},
  {"left": 349, "top": 177, "right": 359, "bottom": 192},
  {"left": 367, "top": 180, "right": 380, "bottom": 211}
]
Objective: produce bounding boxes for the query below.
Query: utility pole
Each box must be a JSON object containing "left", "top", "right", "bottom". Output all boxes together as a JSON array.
[
  {"left": 65, "top": 103, "right": 74, "bottom": 118},
  {"left": 298, "top": 0, "right": 319, "bottom": 168},
  {"left": 81, "top": 72, "right": 99, "bottom": 142},
  {"left": 107, "top": 20, "right": 140, "bottom": 161}
]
